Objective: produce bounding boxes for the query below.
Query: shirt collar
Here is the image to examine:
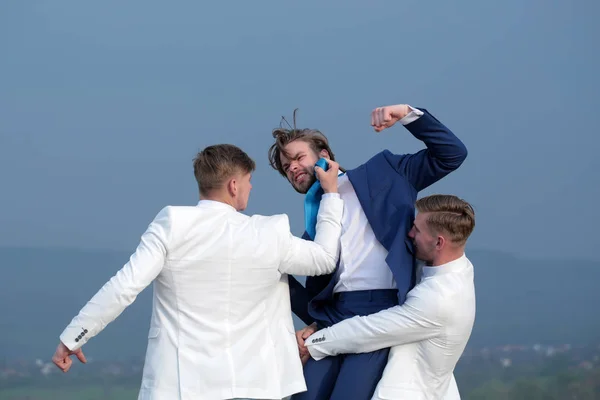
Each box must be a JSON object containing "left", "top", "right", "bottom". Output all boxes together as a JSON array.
[
  {"left": 421, "top": 254, "right": 468, "bottom": 278},
  {"left": 196, "top": 199, "right": 237, "bottom": 212}
]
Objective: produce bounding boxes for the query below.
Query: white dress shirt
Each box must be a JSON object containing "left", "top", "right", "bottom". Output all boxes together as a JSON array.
[
  {"left": 306, "top": 254, "right": 476, "bottom": 399},
  {"left": 333, "top": 106, "right": 424, "bottom": 293},
  {"left": 59, "top": 195, "right": 343, "bottom": 400}
]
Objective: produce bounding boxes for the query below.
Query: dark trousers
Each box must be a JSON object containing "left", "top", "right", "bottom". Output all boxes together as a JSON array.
[{"left": 293, "top": 289, "right": 399, "bottom": 400}]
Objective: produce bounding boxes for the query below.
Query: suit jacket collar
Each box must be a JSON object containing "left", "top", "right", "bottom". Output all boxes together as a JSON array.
[{"left": 197, "top": 200, "right": 237, "bottom": 212}]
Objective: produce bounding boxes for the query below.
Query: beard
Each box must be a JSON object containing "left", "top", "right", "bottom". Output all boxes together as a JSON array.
[
  {"left": 291, "top": 171, "right": 317, "bottom": 194},
  {"left": 414, "top": 241, "right": 435, "bottom": 265}
]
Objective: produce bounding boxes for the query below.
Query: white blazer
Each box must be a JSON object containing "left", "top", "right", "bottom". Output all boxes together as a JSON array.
[
  {"left": 306, "top": 254, "right": 475, "bottom": 400},
  {"left": 59, "top": 194, "right": 344, "bottom": 400}
]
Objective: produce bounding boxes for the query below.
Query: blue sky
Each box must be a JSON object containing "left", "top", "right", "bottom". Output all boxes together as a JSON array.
[{"left": 1, "top": 0, "right": 598, "bottom": 260}]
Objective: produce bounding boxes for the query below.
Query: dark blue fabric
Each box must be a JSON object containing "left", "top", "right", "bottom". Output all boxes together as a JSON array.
[
  {"left": 288, "top": 108, "right": 467, "bottom": 399},
  {"left": 289, "top": 108, "right": 468, "bottom": 326},
  {"left": 292, "top": 290, "right": 399, "bottom": 400}
]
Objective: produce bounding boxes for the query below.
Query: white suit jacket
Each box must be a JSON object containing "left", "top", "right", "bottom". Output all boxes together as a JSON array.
[
  {"left": 59, "top": 195, "right": 344, "bottom": 400},
  {"left": 306, "top": 254, "right": 475, "bottom": 400}
]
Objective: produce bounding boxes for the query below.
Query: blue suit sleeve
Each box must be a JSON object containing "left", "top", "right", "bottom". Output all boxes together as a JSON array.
[
  {"left": 385, "top": 108, "right": 468, "bottom": 192},
  {"left": 289, "top": 275, "right": 314, "bottom": 325}
]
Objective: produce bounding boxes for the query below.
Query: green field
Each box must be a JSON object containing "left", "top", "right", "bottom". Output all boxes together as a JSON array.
[{"left": 0, "top": 386, "right": 139, "bottom": 400}]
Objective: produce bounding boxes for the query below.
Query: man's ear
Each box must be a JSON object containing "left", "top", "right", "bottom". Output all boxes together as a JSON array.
[
  {"left": 227, "top": 178, "right": 237, "bottom": 197},
  {"left": 319, "top": 149, "right": 330, "bottom": 159},
  {"left": 436, "top": 235, "right": 446, "bottom": 251}
]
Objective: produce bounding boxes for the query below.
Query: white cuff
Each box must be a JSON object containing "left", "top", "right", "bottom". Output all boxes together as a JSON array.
[
  {"left": 59, "top": 323, "right": 93, "bottom": 352},
  {"left": 305, "top": 329, "right": 334, "bottom": 361},
  {"left": 307, "top": 344, "right": 328, "bottom": 361},
  {"left": 400, "top": 105, "right": 424, "bottom": 125}
]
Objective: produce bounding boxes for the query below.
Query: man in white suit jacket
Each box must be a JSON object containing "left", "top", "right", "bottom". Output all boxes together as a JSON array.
[
  {"left": 52, "top": 144, "right": 345, "bottom": 400},
  {"left": 302, "top": 194, "right": 476, "bottom": 400}
]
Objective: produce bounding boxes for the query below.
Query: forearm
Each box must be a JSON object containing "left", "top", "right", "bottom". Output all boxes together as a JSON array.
[
  {"left": 311, "top": 193, "right": 343, "bottom": 266},
  {"left": 279, "top": 194, "right": 343, "bottom": 276},
  {"left": 380, "top": 106, "right": 467, "bottom": 191},
  {"left": 60, "top": 267, "right": 146, "bottom": 350},
  {"left": 306, "top": 299, "right": 441, "bottom": 360},
  {"left": 60, "top": 208, "right": 171, "bottom": 350},
  {"left": 404, "top": 108, "right": 468, "bottom": 170}
]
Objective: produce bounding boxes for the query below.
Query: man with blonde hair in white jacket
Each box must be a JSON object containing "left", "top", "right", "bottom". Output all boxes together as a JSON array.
[
  {"left": 52, "top": 144, "right": 344, "bottom": 400},
  {"left": 302, "top": 194, "right": 476, "bottom": 399}
]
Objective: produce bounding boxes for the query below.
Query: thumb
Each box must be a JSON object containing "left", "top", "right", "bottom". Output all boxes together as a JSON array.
[
  {"left": 383, "top": 108, "right": 394, "bottom": 122},
  {"left": 74, "top": 349, "right": 87, "bottom": 364}
]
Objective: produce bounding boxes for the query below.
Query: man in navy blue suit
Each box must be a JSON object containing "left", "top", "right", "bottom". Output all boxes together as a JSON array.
[{"left": 267, "top": 103, "right": 468, "bottom": 400}]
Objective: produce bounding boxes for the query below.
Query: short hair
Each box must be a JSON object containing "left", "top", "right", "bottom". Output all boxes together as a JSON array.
[
  {"left": 193, "top": 144, "right": 256, "bottom": 196},
  {"left": 268, "top": 109, "right": 339, "bottom": 178},
  {"left": 416, "top": 194, "right": 475, "bottom": 245}
]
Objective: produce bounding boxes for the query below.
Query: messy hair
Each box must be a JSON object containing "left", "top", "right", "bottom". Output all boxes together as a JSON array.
[{"left": 267, "top": 109, "right": 339, "bottom": 177}]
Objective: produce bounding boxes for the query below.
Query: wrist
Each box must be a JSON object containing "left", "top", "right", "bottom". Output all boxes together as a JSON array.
[{"left": 393, "top": 104, "right": 411, "bottom": 120}]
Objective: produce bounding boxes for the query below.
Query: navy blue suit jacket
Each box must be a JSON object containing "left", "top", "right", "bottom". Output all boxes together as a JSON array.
[{"left": 289, "top": 108, "right": 468, "bottom": 325}]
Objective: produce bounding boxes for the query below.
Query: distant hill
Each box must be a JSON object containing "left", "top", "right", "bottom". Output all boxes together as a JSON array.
[{"left": 1, "top": 246, "right": 598, "bottom": 361}]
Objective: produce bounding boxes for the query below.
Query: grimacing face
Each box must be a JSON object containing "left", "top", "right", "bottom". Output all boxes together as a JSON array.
[{"left": 279, "top": 140, "right": 321, "bottom": 194}]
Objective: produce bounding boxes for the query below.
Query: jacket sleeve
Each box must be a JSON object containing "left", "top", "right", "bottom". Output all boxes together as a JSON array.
[
  {"left": 59, "top": 207, "right": 172, "bottom": 351},
  {"left": 277, "top": 193, "right": 343, "bottom": 276},
  {"left": 384, "top": 108, "right": 468, "bottom": 192},
  {"left": 305, "top": 283, "right": 445, "bottom": 360}
]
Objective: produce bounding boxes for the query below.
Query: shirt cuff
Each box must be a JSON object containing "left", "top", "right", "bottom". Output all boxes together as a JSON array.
[
  {"left": 400, "top": 105, "right": 424, "bottom": 125},
  {"left": 321, "top": 193, "right": 341, "bottom": 199}
]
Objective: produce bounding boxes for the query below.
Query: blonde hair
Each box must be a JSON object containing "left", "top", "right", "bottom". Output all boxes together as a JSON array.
[
  {"left": 193, "top": 144, "right": 256, "bottom": 196},
  {"left": 416, "top": 194, "right": 475, "bottom": 245}
]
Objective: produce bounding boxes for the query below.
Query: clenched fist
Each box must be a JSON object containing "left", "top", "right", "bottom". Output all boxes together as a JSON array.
[{"left": 371, "top": 104, "right": 411, "bottom": 132}]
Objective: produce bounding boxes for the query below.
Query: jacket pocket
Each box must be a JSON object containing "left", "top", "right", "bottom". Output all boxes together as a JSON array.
[{"left": 147, "top": 327, "right": 160, "bottom": 339}]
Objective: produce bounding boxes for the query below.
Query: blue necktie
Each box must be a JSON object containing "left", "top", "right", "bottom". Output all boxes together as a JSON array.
[
  {"left": 304, "top": 179, "right": 324, "bottom": 240},
  {"left": 304, "top": 162, "right": 344, "bottom": 240},
  {"left": 304, "top": 158, "right": 330, "bottom": 240}
]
